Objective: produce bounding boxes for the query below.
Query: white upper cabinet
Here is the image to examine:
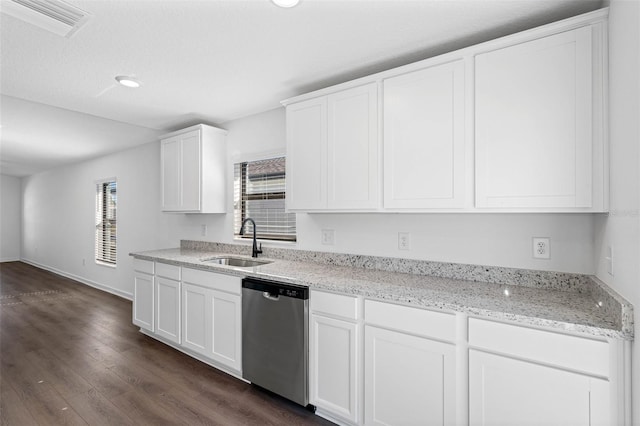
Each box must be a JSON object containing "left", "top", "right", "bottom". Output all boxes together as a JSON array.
[
  {"left": 160, "top": 124, "right": 227, "bottom": 213},
  {"left": 286, "top": 97, "right": 328, "bottom": 210},
  {"left": 282, "top": 9, "right": 608, "bottom": 213},
  {"left": 475, "top": 25, "right": 606, "bottom": 211},
  {"left": 327, "top": 84, "right": 379, "bottom": 210},
  {"left": 285, "top": 83, "right": 379, "bottom": 211},
  {"left": 383, "top": 60, "right": 466, "bottom": 209}
]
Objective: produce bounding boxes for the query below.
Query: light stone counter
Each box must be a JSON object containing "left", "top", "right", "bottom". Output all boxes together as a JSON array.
[{"left": 130, "top": 242, "right": 633, "bottom": 340}]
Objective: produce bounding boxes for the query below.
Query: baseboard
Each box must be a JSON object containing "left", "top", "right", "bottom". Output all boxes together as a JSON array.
[
  {"left": 19, "top": 258, "right": 133, "bottom": 301},
  {"left": 1, "top": 257, "right": 21, "bottom": 263}
]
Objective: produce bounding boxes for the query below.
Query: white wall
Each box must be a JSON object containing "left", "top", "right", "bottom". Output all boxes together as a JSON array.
[
  {"left": 0, "top": 174, "right": 22, "bottom": 261},
  {"left": 21, "top": 142, "right": 180, "bottom": 298},
  {"left": 594, "top": 0, "right": 640, "bottom": 422}
]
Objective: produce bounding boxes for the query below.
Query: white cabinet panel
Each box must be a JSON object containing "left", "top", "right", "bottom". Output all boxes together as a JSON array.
[
  {"left": 384, "top": 60, "right": 466, "bottom": 209},
  {"left": 133, "top": 271, "right": 154, "bottom": 332},
  {"left": 160, "top": 124, "right": 227, "bottom": 213},
  {"left": 328, "top": 83, "right": 378, "bottom": 209},
  {"left": 365, "top": 325, "right": 456, "bottom": 426},
  {"left": 181, "top": 270, "right": 242, "bottom": 373},
  {"left": 475, "top": 27, "right": 599, "bottom": 209},
  {"left": 161, "top": 137, "right": 182, "bottom": 211},
  {"left": 286, "top": 97, "right": 327, "bottom": 210},
  {"left": 181, "top": 282, "right": 209, "bottom": 356},
  {"left": 155, "top": 276, "right": 180, "bottom": 344},
  {"left": 469, "top": 350, "right": 609, "bottom": 426},
  {"left": 310, "top": 314, "right": 359, "bottom": 424},
  {"left": 210, "top": 290, "right": 242, "bottom": 372},
  {"left": 286, "top": 83, "right": 379, "bottom": 211}
]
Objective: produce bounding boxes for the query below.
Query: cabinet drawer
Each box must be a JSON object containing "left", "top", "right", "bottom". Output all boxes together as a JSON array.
[
  {"left": 311, "top": 290, "right": 359, "bottom": 320},
  {"left": 133, "top": 258, "right": 154, "bottom": 274},
  {"left": 468, "top": 318, "right": 610, "bottom": 377},
  {"left": 182, "top": 267, "right": 241, "bottom": 295},
  {"left": 155, "top": 262, "right": 181, "bottom": 280},
  {"left": 364, "top": 300, "right": 456, "bottom": 342}
]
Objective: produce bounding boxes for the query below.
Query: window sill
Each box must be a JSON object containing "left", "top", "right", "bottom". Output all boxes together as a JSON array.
[
  {"left": 95, "top": 260, "right": 117, "bottom": 269},
  {"left": 232, "top": 238, "right": 297, "bottom": 249}
]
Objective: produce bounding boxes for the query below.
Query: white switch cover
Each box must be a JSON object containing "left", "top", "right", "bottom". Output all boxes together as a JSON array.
[
  {"left": 398, "top": 232, "right": 411, "bottom": 250},
  {"left": 605, "top": 246, "right": 613, "bottom": 275},
  {"left": 533, "top": 237, "right": 550, "bottom": 259},
  {"left": 321, "top": 229, "right": 335, "bottom": 245},
  {"left": 201, "top": 224, "right": 208, "bottom": 237}
]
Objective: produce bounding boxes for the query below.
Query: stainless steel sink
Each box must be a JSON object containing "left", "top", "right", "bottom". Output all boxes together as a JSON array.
[{"left": 201, "top": 256, "right": 271, "bottom": 268}]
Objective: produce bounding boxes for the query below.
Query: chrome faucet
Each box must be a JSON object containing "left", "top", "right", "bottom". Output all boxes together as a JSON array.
[{"left": 239, "top": 218, "right": 263, "bottom": 258}]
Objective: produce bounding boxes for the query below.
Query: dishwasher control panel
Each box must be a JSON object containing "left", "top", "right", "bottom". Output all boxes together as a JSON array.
[{"left": 242, "top": 277, "right": 309, "bottom": 300}]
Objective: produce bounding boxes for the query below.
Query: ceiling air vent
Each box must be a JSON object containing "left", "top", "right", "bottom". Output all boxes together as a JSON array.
[{"left": 1, "top": 0, "right": 91, "bottom": 38}]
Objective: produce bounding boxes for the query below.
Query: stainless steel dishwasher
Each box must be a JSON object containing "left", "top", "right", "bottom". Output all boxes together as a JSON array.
[{"left": 242, "top": 277, "right": 311, "bottom": 408}]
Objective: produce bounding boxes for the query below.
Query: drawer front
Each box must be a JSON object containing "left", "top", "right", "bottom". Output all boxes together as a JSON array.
[
  {"left": 182, "top": 267, "right": 241, "bottom": 295},
  {"left": 311, "top": 290, "right": 359, "bottom": 320},
  {"left": 133, "top": 258, "right": 154, "bottom": 274},
  {"left": 364, "top": 300, "right": 456, "bottom": 342},
  {"left": 155, "top": 262, "right": 181, "bottom": 280},
  {"left": 468, "top": 318, "right": 610, "bottom": 377}
]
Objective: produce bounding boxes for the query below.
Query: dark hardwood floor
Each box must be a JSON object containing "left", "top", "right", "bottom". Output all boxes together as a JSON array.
[{"left": 0, "top": 262, "right": 333, "bottom": 426}]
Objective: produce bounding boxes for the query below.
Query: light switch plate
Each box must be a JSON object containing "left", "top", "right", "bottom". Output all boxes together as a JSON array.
[{"left": 321, "top": 229, "right": 335, "bottom": 245}]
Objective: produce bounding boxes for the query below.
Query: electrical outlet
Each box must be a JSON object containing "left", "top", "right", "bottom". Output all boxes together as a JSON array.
[
  {"left": 321, "top": 229, "right": 335, "bottom": 245},
  {"left": 82, "top": 258, "right": 86, "bottom": 266},
  {"left": 201, "top": 224, "right": 207, "bottom": 237},
  {"left": 533, "top": 237, "right": 550, "bottom": 259},
  {"left": 605, "top": 246, "right": 613, "bottom": 276},
  {"left": 398, "top": 232, "right": 410, "bottom": 250}
]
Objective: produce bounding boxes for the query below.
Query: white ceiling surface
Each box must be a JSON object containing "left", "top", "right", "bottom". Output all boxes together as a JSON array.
[{"left": 0, "top": 0, "right": 602, "bottom": 177}]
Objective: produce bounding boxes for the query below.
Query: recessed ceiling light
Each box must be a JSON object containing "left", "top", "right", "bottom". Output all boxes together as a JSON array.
[
  {"left": 115, "top": 76, "right": 141, "bottom": 88},
  {"left": 271, "top": 0, "right": 300, "bottom": 8}
]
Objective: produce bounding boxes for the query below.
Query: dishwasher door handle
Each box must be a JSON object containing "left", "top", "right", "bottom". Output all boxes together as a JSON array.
[{"left": 262, "top": 291, "right": 280, "bottom": 301}]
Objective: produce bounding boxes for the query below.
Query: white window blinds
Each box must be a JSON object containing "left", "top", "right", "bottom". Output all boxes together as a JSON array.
[
  {"left": 95, "top": 180, "right": 117, "bottom": 264},
  {"left": 233, "top": 157, "right": 296, "bottom": 241}
]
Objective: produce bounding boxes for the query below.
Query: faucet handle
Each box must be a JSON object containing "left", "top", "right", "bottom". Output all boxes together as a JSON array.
[{"left": 257, "top": 242, "right": 263, "bottom": 254}]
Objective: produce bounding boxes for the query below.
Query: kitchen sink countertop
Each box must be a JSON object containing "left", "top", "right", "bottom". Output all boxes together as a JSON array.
[{"left": 131, "top": 245, "right": 633, "bottom": 340}]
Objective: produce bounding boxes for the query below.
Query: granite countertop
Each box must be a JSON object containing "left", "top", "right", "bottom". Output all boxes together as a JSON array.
[{"left": 131, "top": 246, "right": 633, "bottom": 340}]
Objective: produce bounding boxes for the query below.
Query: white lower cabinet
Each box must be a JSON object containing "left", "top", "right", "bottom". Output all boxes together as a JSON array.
[
  {"left": 364, "top": 300, "right": 457, "bottom": 426},
  {"left": 469, "top": 350, "right": 609, "bottom": 426},
  {"left": 310, "top": 290, "right": 361, "bottom": 424},
  {"left": 132, "top": 260, "right": 242, "bottom": 376},
  {"left": 468, "top": 317, "right": 614, "bottom": 426},
  {"left": 133, "top": 259, "right": 154, "bottom": 332},
  {"left": 181, "top": 267, "right": 242, "bottom": 373},
  {"left": 182, "top": 282, "right": 209, "bottom": 355},
  {"left": 155, "top": 276, "right": 181, "bottom": 344}
]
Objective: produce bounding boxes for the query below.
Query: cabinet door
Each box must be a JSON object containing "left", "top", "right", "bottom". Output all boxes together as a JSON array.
[
  {"left": 161, "top": 129, "right": 201, "bottom": 212},
  {"left": 181, "top": 282, "right": 209, "bottom": 356},
  {"left": 155, "top": 277, "right": 180, "bottom": 344},
  {"left": 383, "top": 60, "right": 466, "bottom": 209},
  {"left": 475, "top": 27, "right": 594, "bottom": 209},
  {"left": 310, "top": 314, "right": 359, "bottom": 424},
  {"left": 365, "top": 326, "right": 456, "bottom": 426},
  {"left": 161, "top": 136, "right": 182, "bottom": 211},
  {"left": 327, "top": 83, "right": 378, "bottom": 209},
  {"left": 179, "top": 130, "right": 201, "bottom": 211},
  {"left": 209, "top": 290, "right": 242, "bottom": 372},
  {"left": 469, "top": 350, "right": 609, "bottom": 426},
  {"left": 133, "top": 272, "right": 154, "bottom": 331},
  {"left": 286, "top": 97, "right": 328, "bottom": 210}
]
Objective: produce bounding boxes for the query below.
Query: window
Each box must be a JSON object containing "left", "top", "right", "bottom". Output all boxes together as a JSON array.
[
  {"left": 234, "top": 157, "right": 296, "bottom": 242},
  {"left": 95, "top": 180, "right": 117, "bottom": 265}
]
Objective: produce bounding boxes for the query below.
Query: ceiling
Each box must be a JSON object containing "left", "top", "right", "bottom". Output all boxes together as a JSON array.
[{"left": 0, "top": 0, "right": 603, "bottom": 177}]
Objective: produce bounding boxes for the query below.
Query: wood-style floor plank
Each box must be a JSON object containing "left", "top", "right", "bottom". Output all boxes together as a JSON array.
[{"left": 0, "top": 262, "right": 332, "bottom": 426}]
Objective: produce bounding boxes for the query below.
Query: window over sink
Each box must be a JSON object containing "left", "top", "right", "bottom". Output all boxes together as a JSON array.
[{"left": 233, "top": 156, "right": 296, "bottom": 242}]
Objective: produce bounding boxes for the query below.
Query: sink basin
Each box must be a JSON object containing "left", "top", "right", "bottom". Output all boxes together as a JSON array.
[{"left": 201, "top": 256, "right": 271, "bottom": 268}]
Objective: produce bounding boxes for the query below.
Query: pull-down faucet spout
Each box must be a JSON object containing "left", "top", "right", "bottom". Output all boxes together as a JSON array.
[{"left": 239, "top": 218, "right": 263, "bottom": 258}]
